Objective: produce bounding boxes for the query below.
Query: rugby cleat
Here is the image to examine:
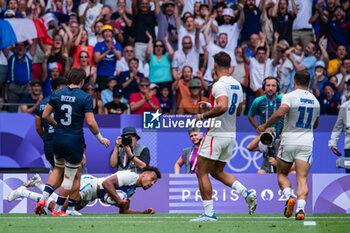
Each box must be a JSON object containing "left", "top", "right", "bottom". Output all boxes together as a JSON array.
[
  {"left": 7, "top": 186, "right": 26, "bottom": 202},
  {"left": 51, "top": 210, "right": 69, "bottom": 216},
  {"left": 66, "top": 209, "right": 82, "bottom": 216},
  {"left": 296, "top": 209, "right": 305, "bottom": 220},
  {"left": 245, "top": 189, "right": 257, "bottom": 215},
  {"left": 190, "top": 213, "right": 217, "bottom": 222},
  {"left": 284, "top": 197, "right": 296, "bottom": 218},
  {"left": 34, "top": 198, "right": 46, "bottom": 215},
  {"left": 24, "top": 174, "right": 42, "bottom": 188}
]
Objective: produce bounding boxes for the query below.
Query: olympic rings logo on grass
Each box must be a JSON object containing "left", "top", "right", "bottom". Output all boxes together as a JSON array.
[{"left": 227, "top": 135, "right": 263, "bottom": 172}]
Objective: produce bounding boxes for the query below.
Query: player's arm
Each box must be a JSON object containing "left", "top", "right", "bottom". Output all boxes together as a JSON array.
[
  {"left": 313, "top": 117, "right": 319, "bottom": 129},
  {"left": 102, "top": 175, "right": 128, "bottom": 208},
  {"left": 236, "top": 103, "right": 243, "bottom": 116},
  {"left": 119, "top": 200, "right": 156, "bottom": 214},
  {"left": 196, "top": 96, "right": 228, "bottom": 121},
  {"left": 257, "top": 104, "right": 290, "bottom": 134},
  {"left": 85, "top": 112, "right": 110, "bottom": 148},
  {"left": 42, "top": 104, "right": 57, "bottom": 128},
  {"left": 35, "top": 115, "right": 44, "bottom": 139}
]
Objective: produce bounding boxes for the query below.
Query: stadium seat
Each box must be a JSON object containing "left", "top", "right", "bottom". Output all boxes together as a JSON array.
[{"left": 336, "top": 158, "right": 350, "bottom": 173}]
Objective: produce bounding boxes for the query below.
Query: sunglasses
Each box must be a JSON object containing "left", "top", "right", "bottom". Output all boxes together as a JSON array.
[
  {"left": 139, "top": 84, "right": 150, "bottom": 87},
  {"left": 155, "top": 44, "right": 163, "bottom": 48},
  {"left": 79, "top": 56, "right": 89, "bottom": 58},
  {"left": 125, "top": 50, "right": 134, "bottom": 53},
  {"left": 86, "top": 88, "right": 94, "bottom": 91},
  {"left": 55, "top": 38, "right": 63, "bottom": 41}
]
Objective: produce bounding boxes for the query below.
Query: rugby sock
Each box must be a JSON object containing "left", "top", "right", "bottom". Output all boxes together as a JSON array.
[
  {"left": 35, "top": 182, "right": 45, "bottom": 192},
  {"left": 232, "top": 181, "right": 248, "bottom": 198},
  {"left": 203, "top": 199, "right": 214, "bottom": 216},
  {"left": 296, "top": 199, "right": 306, "bottom": 213},
  {"left": 22, "top": 190, "right": 42, "bottom": 202},
  {"left": 67, "top": 199, "right": 77, "bottom": 211},
  {"left": 42, "top": 184, "right": 54, "bottom": 200},
  {"left": 282, "top": 187, "right": 292, "bottom": 199},
  {"left": 54, "top": 196, "right": 66, "bottom": 212}
]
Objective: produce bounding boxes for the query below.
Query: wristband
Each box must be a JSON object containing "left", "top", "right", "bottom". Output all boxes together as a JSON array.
[
  {"left": 131, "top": 155, "right": 135, "bottom": 160},
  {"left": 95, "top": 132, "right": 103, "bottom": 142},
  {"left": 197, "top": 113, "right": 204, "bottom": 121}
]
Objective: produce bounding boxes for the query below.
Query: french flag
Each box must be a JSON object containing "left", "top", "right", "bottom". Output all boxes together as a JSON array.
[{"left": 0, "top": 18, "right": 54, "bottom": 50}]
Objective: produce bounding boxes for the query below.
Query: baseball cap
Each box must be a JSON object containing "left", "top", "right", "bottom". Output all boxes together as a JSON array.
[
  {"left": 222, "top": 8, "right": 234, "bottom": 18},
  {"left": 163, "top": 0, "right": 175, "bottom": 6},
  {"left": 113, "top": 85, "right": 124, "bottom": 98},
  {"left": 108, "top": 76, "right": 117, "bottom": 82},
  {"left": 30, "top": 79, "right": 41, "bottom": 86},
  {"left": 4, "top": 10, "right": 15, "bottom": 16},
  {"left": 102, "top": 25, "right": 113, "bottom": 33},
  {"left": 323, "top": 82, "right": 336, "bottom": 91},
  {"left": 189, "top": 79, "right": 201, "bottom": 88},
  {"left": 48, "top": 62, "right": 63, "bottom": 76},
  {"left": 315, "top": 60, "right": 325, "bottom": 68},
  {"left": 150, "top": 83, "right": 158, "bottom": 89}
]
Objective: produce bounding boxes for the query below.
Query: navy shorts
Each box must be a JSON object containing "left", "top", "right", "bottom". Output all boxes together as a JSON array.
[
  {"left": 54, "top": 135, "right": 84, "bottom": 164},
  {"left": 44, "top": 140, "right": 55, "bottom": 167}
]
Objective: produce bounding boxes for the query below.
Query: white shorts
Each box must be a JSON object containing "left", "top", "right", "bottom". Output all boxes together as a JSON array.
[
  {"left": 198, "top": 135, "right": 235, "bottom": 163},
  {"left": 79, "top": 175, "right": 98, "bottom": 207},
  {"left": 278, "top": 144, "right": 313, "bottom": 165}
]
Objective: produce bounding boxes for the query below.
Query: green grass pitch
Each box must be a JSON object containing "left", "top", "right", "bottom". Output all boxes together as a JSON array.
[{"left": 0, "top": 213, "right": 349, "bottom": 233}]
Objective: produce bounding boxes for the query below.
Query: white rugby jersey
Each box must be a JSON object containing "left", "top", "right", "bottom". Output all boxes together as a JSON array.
[
  {"left": 280, "top": 89, "right": 320, "bottom": 146},
  {"left": 207, "top": 76, "right": 243, "bottom": 137}
]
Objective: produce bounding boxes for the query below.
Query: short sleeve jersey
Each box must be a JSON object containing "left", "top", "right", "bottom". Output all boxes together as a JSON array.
[
  {"left": 36, "top": 97, "right": 54, "bottom": 143},
  {"left": 207, "top": 76, "right": 243, "bottom": 137},
  {"left": 48, "top": 86, "right": 93, "bottom": 136},
  {"left": 280, "top": 89, "right": 320, "bottom": 146},
  {"left": 98, "top": 170, "right": 139, "bottom": 198}
]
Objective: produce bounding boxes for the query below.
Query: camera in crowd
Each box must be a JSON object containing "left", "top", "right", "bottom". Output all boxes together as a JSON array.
[
  {"left": 121, "top": 135, "right": 132, "bottom": 147},
  {"left": 260, "top": 131, "right": 276, "bottom": 146}
]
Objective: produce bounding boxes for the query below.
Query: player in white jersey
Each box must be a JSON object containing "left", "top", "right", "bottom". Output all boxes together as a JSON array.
[
  {"left": 8, "top": 167, "right": 161, "bottom": 215},
  {"left": 257, "top": 70, "right": 320, "bottom": 220},
  {"left": 191, "top": 52, "right": 257, "bottom": 222}
]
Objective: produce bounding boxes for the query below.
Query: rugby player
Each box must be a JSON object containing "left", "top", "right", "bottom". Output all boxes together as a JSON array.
[
  {"left": 191, "top": 52, "right": 257, "bottom": 222},
  {"left": 8, "top": 166, "right": 161, "bottom": 214},
  {"left": 36, "top": 68, "right": 110, "bottom": 216},
  {"left": 257, "top": 70, "right": 320, "bottom": 220}
]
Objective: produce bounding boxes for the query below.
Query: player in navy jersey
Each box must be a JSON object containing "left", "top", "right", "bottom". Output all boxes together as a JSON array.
[
  {"left": 35, "top": 78, "right": 68, "bottom": 168},
  {"left": 35, "top": 68, "right": 110, "bottom": 216}
]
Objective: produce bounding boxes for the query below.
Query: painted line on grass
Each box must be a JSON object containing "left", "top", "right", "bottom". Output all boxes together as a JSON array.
[
  {"left": 304, "top": 221, "right": 317, "bottom": 226},
  {"left": 0, "top": 216, "right": 349, "bottom": 220}
]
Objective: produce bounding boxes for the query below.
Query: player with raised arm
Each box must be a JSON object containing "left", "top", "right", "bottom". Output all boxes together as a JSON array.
[
  {"left": 35, "top": 68, "right": 110, "bottom": 216},
  {"left": 191, "top": 52, "right": 257, "bottom": 222},
  {"left": 8, "top": 166, "right": 161, "bottom": 214},
  {"left": 257, "top": 70, "right": 320, "bottom": 220}
]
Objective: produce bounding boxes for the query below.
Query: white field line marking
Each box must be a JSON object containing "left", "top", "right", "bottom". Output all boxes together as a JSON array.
[
  {"left": 304, "top": 221, "right": 317, "bottom": 226},
  {"left": 0, "top": 216, "right": 349, "bottom": 220}
]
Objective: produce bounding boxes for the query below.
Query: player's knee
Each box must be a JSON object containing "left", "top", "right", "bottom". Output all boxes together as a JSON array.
[{"left": 61, "top": 163, "right": 80, "bottom": 190}]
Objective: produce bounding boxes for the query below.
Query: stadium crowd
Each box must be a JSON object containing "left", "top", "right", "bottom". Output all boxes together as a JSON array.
[{"left": 0, "top": 0, "right": 350, "bottom": 115}]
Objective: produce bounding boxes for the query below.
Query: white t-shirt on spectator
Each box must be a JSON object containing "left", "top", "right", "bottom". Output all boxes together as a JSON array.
[
  {"left": 204, "top": 42, "right": 237, "bottom": 82},
  {"left": 177, "top": 26, "right": 206, "bottom": 54},
  {"left": 218, "top": 23, "right": 241, "bottom": 53},
  {"left": 336, "top": 73, "right": 350, "bottom": 86},
  {"left": 279, "top": 58, "right": 293, "bottom": 89},
  {"left": 292, "top": 0, "right": 312, "bottom": 30},
  {"left": 116, "top": 57, "right": 149, "bottom": 77},
  {"left": 195, "top": 18, "right": 218, "bottom": 43},
  {"left": 181, "top": 0, "right": 203, "bottom": 17},
  {"left": 249, "top": 57, "right": 275, "bottom": 91},
  {"left": 79, "top": 3, "right": 103, "bottom": 39},
  {"left": 172, "top": 47, "right": 200, "bottom": 74}
]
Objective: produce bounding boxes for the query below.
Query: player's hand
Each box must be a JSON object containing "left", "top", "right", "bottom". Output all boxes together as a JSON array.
[
  {"left": 117, "top": 199, "right": 128, "bottom": 208},
  {"left": 144, "top": 208, "right": 156, "bottom": 214},
  {"left": 331, "top": 146, "right": 342, "bottom": 156},
  {"left": 101, "top": 138, "right": 110, "bottom": 148},
  {"left": 257, "top": 125, "right": 266, "bottom": 135}
]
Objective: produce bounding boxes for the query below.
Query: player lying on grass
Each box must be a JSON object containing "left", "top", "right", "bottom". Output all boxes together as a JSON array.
[{"left": 8, "top": 166, "right": 161, "bottom": 215}]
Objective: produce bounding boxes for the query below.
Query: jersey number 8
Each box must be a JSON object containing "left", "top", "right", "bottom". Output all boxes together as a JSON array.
[{"left": 228, "top": 93, "right": 238, "bottom": 115}]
